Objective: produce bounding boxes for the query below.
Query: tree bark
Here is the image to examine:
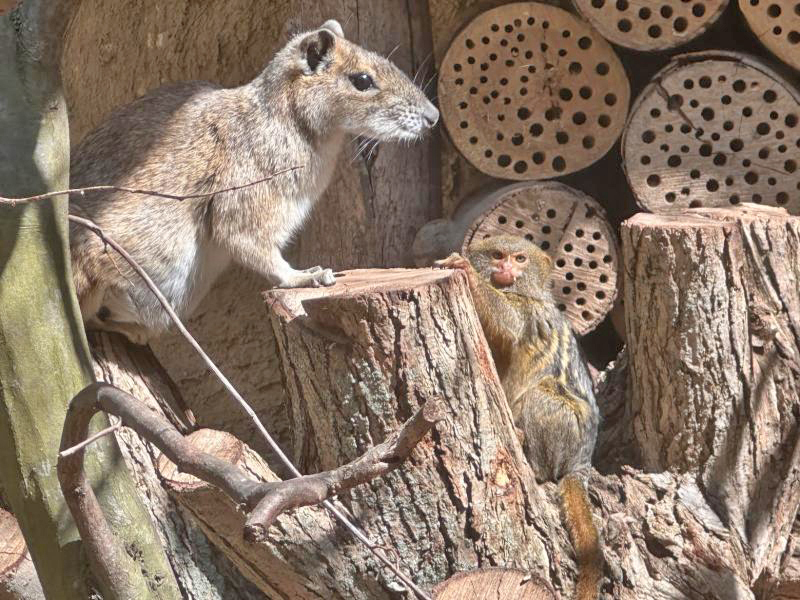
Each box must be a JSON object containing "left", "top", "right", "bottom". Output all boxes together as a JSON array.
[
  {"left": 266, "top": 268, "right": 577, "bottom": 598},
  {"left": 0, "top": 3, "right": 180, "bottom": 598},
  {"left": 621, "top": 205, "right": 800, "bottom": 595},
  {"left": 0, "top": 509, "right": 44, "bottom": 600}
]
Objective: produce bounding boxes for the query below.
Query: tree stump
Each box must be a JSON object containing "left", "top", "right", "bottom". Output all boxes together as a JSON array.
[
  {"left": 265, "top": 268, "right": 578, "bottom": 597},
  {"left": 572, "top": 0, "right": 728, "bottom": 51},
  {"left": 432, "top": 569, "right": 555, "bottom": 599},
  {"left": 739, "top": 0, "right": 800, "bottom": 73},
  {"left": 621, "top": 205, "right": 800, "bottom": 582},
  {"left": 622, "top": 51, "right": 800, "bottom": 214},
  {"left": 0, "top": 508, "right": 43, "bottom": 600},
  {"left": 437, "top": 2, "right": 630, "bottom": 180}
]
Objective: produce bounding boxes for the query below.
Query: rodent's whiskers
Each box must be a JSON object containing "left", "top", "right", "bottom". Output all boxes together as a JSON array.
[
  {"left": 386, "top": 43, "right": 401, "bottom": 61},
  {"left": 413, "top": 51, "right": 432, "bottom": 85}
]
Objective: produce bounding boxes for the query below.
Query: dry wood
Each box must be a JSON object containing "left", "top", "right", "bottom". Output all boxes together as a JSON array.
[
  {"left": 739, "top": 0, "right": 800, "bottom": 72},
  {"left": 573, "top": 0, "right": 728, "bottom": 51},
  {"left": 432, "top": 568, "right": 555, "bottom": 599},
  {"left": 0, "top": 509, "right": 43, "bottom": 600},
  {"left": 622, "top": 51, "right": 800, "bottom": 214},
  {"left": 438, "top": 2, "right": 630, "bottom": 180},
  {"left": 622, "top": 204, "right": 800, "bottom": 587}
]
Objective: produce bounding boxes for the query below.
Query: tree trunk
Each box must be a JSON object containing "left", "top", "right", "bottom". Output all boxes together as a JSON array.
[
  {"left": 620, "top": 204, "right": 800, "bottom": 595},
  {"left": 0, "top": 3, "right": 180, "bottom": 597}
]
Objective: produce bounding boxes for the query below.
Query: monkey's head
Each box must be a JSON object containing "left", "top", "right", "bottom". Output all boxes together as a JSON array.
[
  {"left": 268, "top": 20, "right": 439, "bottom": 142},
  {"left": 467, "top": 235, "right": 553, "bottom": 297}
]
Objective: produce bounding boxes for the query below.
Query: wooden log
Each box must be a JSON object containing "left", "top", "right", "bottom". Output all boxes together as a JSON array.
[
  {"left": 432, "top": 569, "right": 555, "bottom": 599},
  {"left": 88, "top": 333, "right": 266, "bottom": 600},
  {"left": 621, "top": 51, "right": 800, "bottom": 214},
  {"left": 621, "top": 205, "right": 800, "bottom": 581},
  {"left": 739, "top": 0, "right": 800, "bottom": 73},
  {"left": 437, "top": 2, "right": 630, "bottom": 180},
  {"left": 0, "top": 509, "right": 44, "bottom": 600},
  {"left": 266, "top": 268, "right": 579, "bottom": 597},
  {"left": 413, "top": 181, "right": 620, "bottom": 336},
  {"left": 573, "top": 0, "right": 728, "bottom": 51}
]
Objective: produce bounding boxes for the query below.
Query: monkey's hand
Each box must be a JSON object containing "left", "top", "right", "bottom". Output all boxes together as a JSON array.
[{"left": 434, "top": 252, "right": 471, "bottom": 272}]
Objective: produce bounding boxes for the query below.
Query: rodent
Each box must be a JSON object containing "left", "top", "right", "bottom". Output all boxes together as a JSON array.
[
  {"left": 69, "top": 19, "right": 439, "bottom": 345},
  {"left": 435, "top": 235, "right": 602, "bottom": 600}
]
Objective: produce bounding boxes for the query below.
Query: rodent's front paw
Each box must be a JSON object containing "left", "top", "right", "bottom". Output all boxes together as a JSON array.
[
  {"left": 312, "top": 268, "right": 336, "bottom": 287},
  {"left": 302, "top": 265, "right": 323, "bottom": 274},
  {"left": 434, "top": 253, "right": 470, "bottom": 271}
]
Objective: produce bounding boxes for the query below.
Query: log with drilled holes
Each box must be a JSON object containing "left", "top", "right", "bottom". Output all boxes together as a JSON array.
[
  {"left": 573, "top": 0, "right": 728, "bottom": 51},
  {"left": 437, "top": 2, "right": 630, "bottom": 180},
  {"left": 622, "top": 51, "right": 800, "bottom": 214},
  {"left": 739, "top": 0, "right": 800, "bottom": 72},
  {"left": 621, "top": 205, "right": 800, "bottom": 594}
]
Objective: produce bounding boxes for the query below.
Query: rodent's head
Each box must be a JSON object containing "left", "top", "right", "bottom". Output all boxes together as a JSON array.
[
  {"left": 268, "top": 20, "right": 439, "bottom": 142},
  {"left": 467, "top": 235, "right": 553, "bottom": 298}
]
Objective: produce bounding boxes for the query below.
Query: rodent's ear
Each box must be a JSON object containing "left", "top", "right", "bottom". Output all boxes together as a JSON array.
[
  {"left": 321, "top": 19, "right": 345, "bottom": 38},
  {"left": 539, "top": 252, "right": 554, "bottom": 275},
  {"left": 299, "top": 28, "right": 336, "bottom": 73}
]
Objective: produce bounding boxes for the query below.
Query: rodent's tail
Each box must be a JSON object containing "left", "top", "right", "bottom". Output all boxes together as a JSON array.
[{"left": 559, "top": 474, "right": 603, "bottom": 600}]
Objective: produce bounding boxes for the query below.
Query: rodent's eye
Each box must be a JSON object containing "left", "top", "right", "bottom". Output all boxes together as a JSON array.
[
  {"left": 491, "top": 251, "right": 504, "bottom": 260},
  {"left": 349, "top": 73, "right": 375, "bottom": 91},
  {"left": 515, "top": 254, "right": 527, "bottom": 263}
]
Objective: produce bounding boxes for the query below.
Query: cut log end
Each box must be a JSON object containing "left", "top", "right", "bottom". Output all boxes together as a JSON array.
[
  {"left": 739, "top": 0, "right": 800, "bottom": 72},
  {"left": 622, "top": 51, "right": 800, "bottom": 215},
  {"left": 438, "top": 2, "right": 629, "bottom": 180},
  {"left": 574, "top": 0, "right": 728, "bottom": 51},
  {"left": 433, "top": 569, "right": 556, "bottom": 600}
]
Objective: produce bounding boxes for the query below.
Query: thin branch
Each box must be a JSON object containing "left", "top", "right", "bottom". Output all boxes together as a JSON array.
[
  {"left": 67, "top": 214, "right": 436, "bottom": 600},
  {"left": 58, "top": 383, "right": 441, "bottom": 592},
  {"left": 0, "top": 165, "right": 302, "bottom": 206},
  {"left": 59, "top": 420, "right": 121, "bottom": 458}
]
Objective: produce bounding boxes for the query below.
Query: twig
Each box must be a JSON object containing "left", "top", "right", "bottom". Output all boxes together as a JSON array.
[
  {"left": 67, "top": 214, "right": 437, "bottom": 600},
  {"left": 59, "top": 420, "right": 121, "bottom": 458},
  {"left": 0, "top": 165, "right": 302, "bottom": 206},
  {"left": 59, "top": 383, "right": 441, "bottom": 596}
]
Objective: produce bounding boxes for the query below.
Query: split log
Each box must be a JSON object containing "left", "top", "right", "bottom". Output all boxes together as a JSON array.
[
  {"left": 739, "top": 0, "right": 800, "bottom": 73},
  {"left": 622, "top": 51, "right": 800, "bottom": 214},
  {"left": 621, "top": 205, "right": 800, "bottom": 588},
  {"left": 0, "top": 509, "right": 43, "bottom": 600},
  {"left": 437, "top": 2, "right": 630, "bottom": 180},
  {"left": 572, "top": 0, "right": 728, "bottom": 51}
]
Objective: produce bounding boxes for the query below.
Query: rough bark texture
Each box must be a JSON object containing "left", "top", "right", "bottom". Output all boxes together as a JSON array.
[
  {"left": 267, "top": 268, "right": 580, "bottom": 598},
  {"left": 621, "top": 205, "right": 800, "bottom": 597},
  {"left": 88, "top": 333, "right": 266, "bottom": 600},
  {"left": 0, "top": 509, "right": 43, "bottom": 600},
  {"left": 62, "top": 0, "right": 440, "bottom": 465}
]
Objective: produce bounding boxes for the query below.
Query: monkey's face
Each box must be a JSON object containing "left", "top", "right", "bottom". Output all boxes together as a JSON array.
[
  {"left": 467, "top": 235, "right": 553, "bottom": 297},
  {"left": 487, "top": 249, "right": 529, "bottom": 287}
]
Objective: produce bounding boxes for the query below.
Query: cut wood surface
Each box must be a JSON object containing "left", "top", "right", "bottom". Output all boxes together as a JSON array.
[
  {"left": 739, "top": 0, "right": 800, "bottom": 72},
  {"left": 432, "top": 568, "right": 555, "bottom": 599},
  {"left": 438, "top": 2, "right": 630, "bottom": 180},
  {"left": 573, "top": 0, "right": 728, "bottom": 51},
  {"left": 622, "top": 51, "right": 800, "bottom": 214},
  {"left": 622, "top": 204, "right": 800, "bottom": 589},
  {"left": 0, "top": 508, "right": 43, "bottom": 600}
]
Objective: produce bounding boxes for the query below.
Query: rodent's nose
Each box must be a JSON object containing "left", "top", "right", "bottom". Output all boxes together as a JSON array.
[{"left": 422, "top": 101, "right": 439, "bottom": 127}]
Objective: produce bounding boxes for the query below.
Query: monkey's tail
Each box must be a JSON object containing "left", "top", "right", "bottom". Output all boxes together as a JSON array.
[{"left": 559, "top": 474, "right": 603, "bottom": 600}]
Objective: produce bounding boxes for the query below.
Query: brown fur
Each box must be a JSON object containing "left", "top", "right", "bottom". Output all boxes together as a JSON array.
[
  {"left": 436, "top": 235, "right": 602, "bottom": 600},
  {"left": 70, "top": 20, "right": 438, "bottom": 344}
]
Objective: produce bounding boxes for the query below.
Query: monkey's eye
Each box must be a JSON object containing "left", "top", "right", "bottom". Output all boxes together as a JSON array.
[
  {"left": 515, "top": 254, "right": 527, "bottom": 263},
  {"left": 491, "top": 251, "right": 504, "bottom": 260},
  {"left": 349, "top": 73, "right": 375, "bottom": 91}
]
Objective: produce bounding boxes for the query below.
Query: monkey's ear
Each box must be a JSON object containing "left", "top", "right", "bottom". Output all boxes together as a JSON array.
[
  {"left": 321, "top": 19, "right": 345, "bottom": 38},
  {"left": 298, "top": 28, "right": 336, "bottom": 73}
]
